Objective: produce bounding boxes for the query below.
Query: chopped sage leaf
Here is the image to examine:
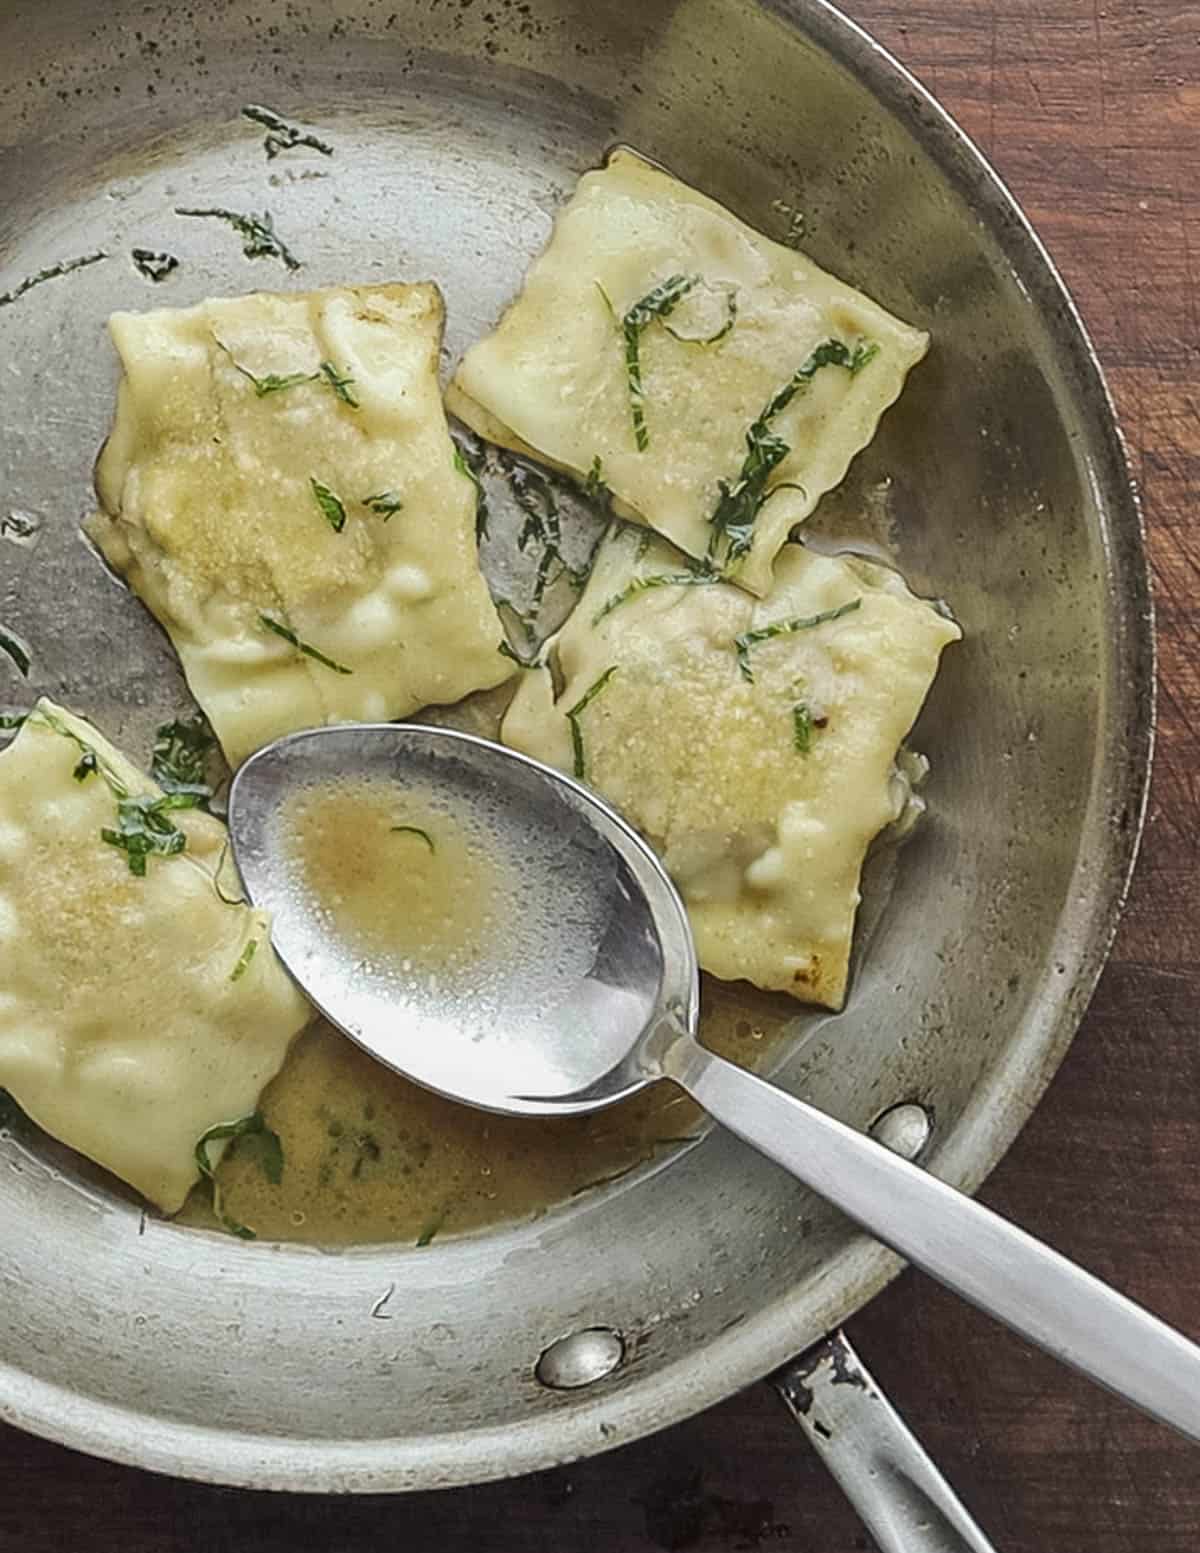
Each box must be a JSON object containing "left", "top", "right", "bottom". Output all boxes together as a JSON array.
[
  {"left": 101, "top": 791, "right": 200, "bottom": 876},
  {"left": 214, "top": 337, "right": 314, "bottom": 396},
  {"left": 661, "top": 280, "right": 738, "bottom": 345},
  {"left": 194, "top": 1111, "right": 282, "bottom": 1239},
  {"left": 230, "top": 938, "right": 259, "bottom": 982},
  {"left": 734, "top": 598, "right": 862, "bottom": 683},
  {"left": 607, "top": 273, "right": 698, "bottom": 450},
  {"left": 152, "top": 713, "right": 217, "bottom": 806},
  {"left": 175, "top": 206, "right": 301, "bottom": 271},
  {"left": 1, "top": 511, "right": 39, "bottom": 543},
  {"left": 131, "top": 248, "right": 179, "bottom": 283},
  {"left": 0, "top": 251, "right": 107, "bottom": 310},
  {"left": 583, "top": 454, "right": 609, "bottom": 504},
  {"left": 318, "top": 361, "right": 359, "bottom": 407},
  {"left": 566, "top": 665, "right": 618, "bottom": 781},
  {"left": 592, "top": 570, "right": 721, "bottom": 625},
  {"left": 33, "top": 709, "right": 128, "bottom": 796},
  {"left": 391, "top": 825, "right": 435, "bottom": 852},
  {"left": 416, "top": 1211, "right": 445, "bottom": 1247},
  {"left": 707, "top": 338, "right": 877, "bottom": 569},
  {"left": 792, "top": 703, "right": 814, "bottom": 754},
  {"left": 242, "top": 103, "right": 334, "bottom": 161},
  {"left": 259, "top": 614, "right": 353, "bottom": 674},
  {"left": 73, "top": 749, "right": 99, "bottom": 782},
  {"left": 0, "top": 627, "right": 30, "bottom": 678},
  {"left": 362, "top": 490, "right": 403, "bottom": 520},
  {"left": 0, "top": 713, "right": 27, "bottom": 731},
  {"left": 452, "top": 434, "right": 490, "bottom": 543},
  {"left": 310, "top": 476, "right": 347, "bottom": 533}
]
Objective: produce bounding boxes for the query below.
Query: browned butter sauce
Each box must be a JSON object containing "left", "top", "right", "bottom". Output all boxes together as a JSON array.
[{"left": 179, "top": 711, "right": 801, "bottom": 1246}]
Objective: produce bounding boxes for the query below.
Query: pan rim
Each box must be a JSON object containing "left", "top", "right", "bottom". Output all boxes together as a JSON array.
[{"left": 0, "top": 0, "right": 1154, "bottom": 1492}]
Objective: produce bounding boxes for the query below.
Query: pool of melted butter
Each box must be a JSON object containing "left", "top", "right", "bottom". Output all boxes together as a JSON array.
[{"left": 178, "top": 695, "right": 802, "bottom": 1247}]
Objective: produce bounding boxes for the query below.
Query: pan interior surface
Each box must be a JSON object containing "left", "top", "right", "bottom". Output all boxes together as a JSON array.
[{"left": 0, "top": 0, "right": 1151, "bottom": 1491}]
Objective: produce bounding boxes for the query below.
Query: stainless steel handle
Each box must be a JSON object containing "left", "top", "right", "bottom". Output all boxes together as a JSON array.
[
  {"left": 666, "top": 1034, "right": 1200, "bottom": 1444},
  {"left": 774, "top": 1331, "right": 997, "bottom": 1553}
]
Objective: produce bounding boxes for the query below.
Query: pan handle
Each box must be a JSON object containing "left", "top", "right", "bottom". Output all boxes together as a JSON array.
[{"left": 772, "top": 1331, "right": 998, "bottom": 1553}]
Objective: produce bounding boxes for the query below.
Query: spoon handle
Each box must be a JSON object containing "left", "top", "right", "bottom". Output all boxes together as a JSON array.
[{"left": 665, "top": 1033, "right": 1200, "bottom": 1445}]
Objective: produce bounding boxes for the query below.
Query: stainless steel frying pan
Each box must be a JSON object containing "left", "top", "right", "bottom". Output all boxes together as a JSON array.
[{"left": 0, "top": 0, "right": 1152, "bottom": 1540}]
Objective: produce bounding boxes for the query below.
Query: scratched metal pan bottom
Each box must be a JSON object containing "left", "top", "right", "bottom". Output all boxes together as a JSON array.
[{"left": 0, "top": 0, "right": 1151, "bottom": 1493}]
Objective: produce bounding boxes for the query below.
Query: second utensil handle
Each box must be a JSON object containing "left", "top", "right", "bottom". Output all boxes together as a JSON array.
[{"left": 666, "top": 1033, "right": 1200, "bottom": 1446}]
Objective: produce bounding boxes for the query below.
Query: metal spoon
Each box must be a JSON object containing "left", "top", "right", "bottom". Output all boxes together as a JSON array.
[{"left": 229, "top": 722, "right": 1200, "bottom": 1446}]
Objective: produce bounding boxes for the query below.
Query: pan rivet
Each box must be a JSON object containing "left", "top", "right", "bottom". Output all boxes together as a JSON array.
[
  {"left": 869, "top": 1102, "right": 932, "bottom": 1160},
  {"left": 535, "top": 1327, "right": 624, "bottom": 1389}
]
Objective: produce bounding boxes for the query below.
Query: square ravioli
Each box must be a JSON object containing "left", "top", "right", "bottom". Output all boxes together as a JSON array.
[
  {"left": 500, "top": 530, "right": 959, "bottom": 1007},
  {"left": 449, "top": 149, "right": 928, "bottom": 596},
  {"left": 0, "top": 700, "right": 311, "bottom": 1211},
  {"left": 88, "top": 283, "right": 512, "bottom": 768}
]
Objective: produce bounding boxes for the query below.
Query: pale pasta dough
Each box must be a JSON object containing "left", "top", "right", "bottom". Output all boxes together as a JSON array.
[
  {"left": 88, "top": 283, "right": 512, "bottom": 768},
  {"left": 449, "top": 149, "right": 928, "bottom": 596},
  {"left": 501, "top": 530, "right": 960, "bottom": 1007},
  {"left": 0, "top": 701, "right": 311, "bottom": 1210}
]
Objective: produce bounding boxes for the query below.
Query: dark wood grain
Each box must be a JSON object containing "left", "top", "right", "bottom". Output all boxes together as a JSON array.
[{"left": 3, "top": 2, "right": 1197, "bottom": 1549}]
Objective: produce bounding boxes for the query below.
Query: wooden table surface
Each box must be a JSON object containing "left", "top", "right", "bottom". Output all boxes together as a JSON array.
[{"left": 3, "top": 1, "right": 1197, "bottom": 1549}]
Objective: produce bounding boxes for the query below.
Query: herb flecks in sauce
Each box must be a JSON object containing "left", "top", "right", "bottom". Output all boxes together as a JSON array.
[
  {"left": 0, "top": 251, "right": 107, "bottom": 309},
  {"left": 241, "top": 104, "right": 335, "bottom": 161},
  {"left": 707, "top": 338, "right": 878, "bottom": 569},
  {"left": 566, "top": 665, "right": 618, "bottom": 781},
  {"left": 260, "top": 614, "right": 353, "bottom": 675},
  {"left": 391, "top": 825, "right": 435, "bottom": 852},
  {"left": 734, "top": 598, "right": 862, "bottom": 684},
  {"left": 310, "top": 477, "right": 347, "bottom": 534},
  {"left": 131, "top": 248, "right": 179, "bottom": 283},
  {"left": 175, "top": 206, "right": 301, "bottom": 271},
  {"left": 195, "top": 1112, "right": 283, "bottom": 1239}
]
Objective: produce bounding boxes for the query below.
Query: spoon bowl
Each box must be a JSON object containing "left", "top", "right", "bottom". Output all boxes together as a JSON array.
[
  {"left": 228, "top": 723, "right": 697, "bottom": 1116},
  {"left": 229, "top": 720, "right": 1200, "bottom": 1448}
]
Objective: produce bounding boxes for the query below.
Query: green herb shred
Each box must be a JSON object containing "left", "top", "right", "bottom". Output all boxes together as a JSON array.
[
  {"left": 73, "top": 749, "right": 99, "bottom": 782},
  {"left": 194, "top": 1111, "right": 284, "bottom": 1239},
  {"left": 213, "top": 337, "right": 313, "bottom": 397},
  {"left": 565, "top": 665, "right": 618, "bottom": 781},
  {"left": 592, "top": 570, "right": 720, "bottom": 625},
  {"left": 416, "top": 1211, "right": 445, "bottom": 1247},
  {"left": 175, "top": 206, "right": 301, "bottom": 271},
  {"left": 318, "top": 361, "right": 359, "bottom": 407},
  {"left": 0, "top": 627, "right": 30, "bottom": 677},
  {"left": 661, "top": 281, "right": 738, "bottom": 345},
  {"left": 792, "top": 703, "right": 814, "bottom": 754},
  {"left": 0, "top": 713, "right": 27, "bottom": 732},
  {"left": 230, "top": 938, "right": 259, "bottom": 982},
  {"left": 1, "top": 511, "right": 39, "bottom": 542},
  {"left": 131, "top": 248, "right": 179, "bottom": 283},
  {"left": 362, "top": 490, "right": 404, "bottom": 521},
  {"left": 101, "top": 791, "right": 201, "bottom": 876},
  {"left": 0, "top": 251, "right": 107, "bottom": 310},
  {"left": 452, "top": 441, "right": 490, "bottom": 543},
  {"left": 152, "top": 714, "right": 217, "bottom": 805},
  {"left": 259, "top": 614, "right": 353, "bottom": 674},
  {"left": 391, "top": 825, "right": 435, "bottom": 852},
  {"left": 583, "top": 455, "right": 609, "bottom": 503},
  {"left": 310, "top": 477, "right": 347, "bottom": 534},
  {"left": 707, "top": 338, "right": 878, "bottom": 569},
  {"left": 734, "top": 598, "right": 862, "bottom": 683},
  {"left": 241, "top": 103, "right": 335, "bottom": 160},
  {"left": 32, "top": 709, "right": 128, "bottom": 796},
  {"left": 607, "top": 273, "right": 698, "bottom": 451}
]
